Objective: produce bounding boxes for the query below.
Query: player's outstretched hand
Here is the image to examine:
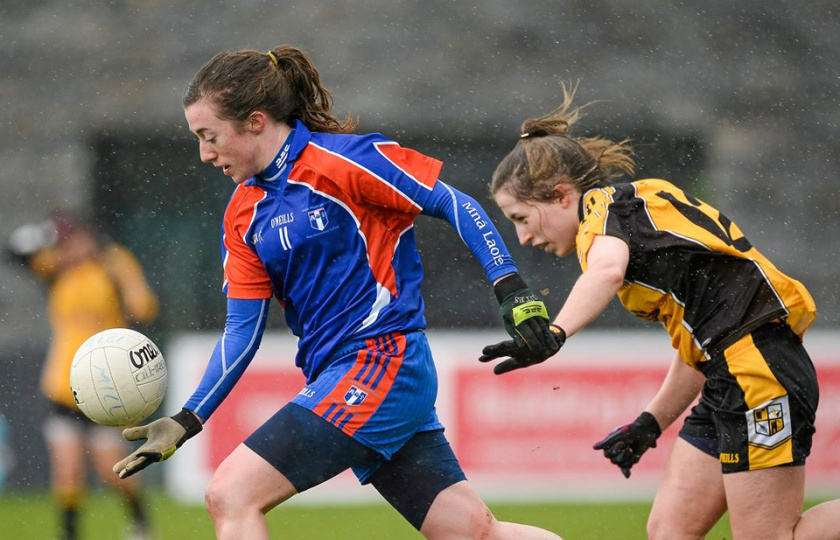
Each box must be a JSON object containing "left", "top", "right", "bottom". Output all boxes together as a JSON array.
[
  {"left": 479, "top": 324, "right": 565, "bottom": 375},
  {"left": 492, "top": 273, "right": 562, "bottom": 358},
  {"left": 113, "top": 409, "right": 203, "bottom": 479},
  {"left": 593, "top": 411, "right": 661, "bottom": 478}
]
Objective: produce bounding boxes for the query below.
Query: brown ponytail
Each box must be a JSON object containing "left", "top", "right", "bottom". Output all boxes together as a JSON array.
[
  {"left": 183, "top": 45, "right": 357, "bottom": 134},
  {"left": 491, "top": 82, "right": 635, "bottom": 203}
]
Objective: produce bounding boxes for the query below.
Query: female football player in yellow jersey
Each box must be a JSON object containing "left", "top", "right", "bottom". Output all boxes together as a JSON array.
[
  {"left": 8, "top": 214, "right": 159, "bottom": 540},
  {"left": 483, "top": 83, "right": 840, "bottom": 540}
]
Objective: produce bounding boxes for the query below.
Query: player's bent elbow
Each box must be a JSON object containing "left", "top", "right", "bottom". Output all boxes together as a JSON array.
[{"left": 597, "top": 266, "right": 626, "bottom": 293}]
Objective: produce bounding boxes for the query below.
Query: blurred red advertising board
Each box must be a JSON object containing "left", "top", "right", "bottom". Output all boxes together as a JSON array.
[{"left": 166, "top": 330, "right": 840, "bottom": 503}]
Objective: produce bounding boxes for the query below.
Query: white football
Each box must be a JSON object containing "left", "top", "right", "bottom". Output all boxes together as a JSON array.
[{"left": 69, "top": 328, "right": 167, "bottom": 427}]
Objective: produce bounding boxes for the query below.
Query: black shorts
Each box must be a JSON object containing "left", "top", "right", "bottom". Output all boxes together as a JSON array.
[
  {"left": 49, "top": 401, "right": 90, "bottom": 423},
  {"left": 680, "top": 322, "right": 819, "bottom": 473},
  {"left": 42, "top": 400, "right": 119, "bottom": 446},
  {"left": 244, "top": 402, "right": 467, "bottom": 530}
]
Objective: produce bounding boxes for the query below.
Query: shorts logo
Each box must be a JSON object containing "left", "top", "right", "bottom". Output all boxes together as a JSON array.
[
  {"left": 720, "top": 452, "right": 740, "bottom": 464},
  {"left": 308, "top": 208, "right": 329, "bottom": 231},
  {"left": 344, "top": 385, "right": 367, "bottom": 406},
  {"left": 746, "top": 395, "right": 792, "bottom": 449}
]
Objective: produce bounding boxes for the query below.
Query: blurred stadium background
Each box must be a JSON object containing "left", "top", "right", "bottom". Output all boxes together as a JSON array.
[{"left": 1, "top": 1, "right": 839, "bottom": 538}]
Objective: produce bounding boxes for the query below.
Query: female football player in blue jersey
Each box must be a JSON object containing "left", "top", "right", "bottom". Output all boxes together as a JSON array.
[
  {"left": 112, "top": 45, "right": 565, "bottom": 539},
  {"left": 484, "top": 83, "right": 840, "bottom": 540}
]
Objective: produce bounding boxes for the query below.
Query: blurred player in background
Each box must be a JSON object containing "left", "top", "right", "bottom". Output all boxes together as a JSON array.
[
  {"left": 112, "top": 44, "right": 564, "bottom": 540},
  {"left": 484, "top": 83, "right": 840, "bottom": 540},
  {"left": 7, "top": 214, "right": 159, "bottom": 540}
]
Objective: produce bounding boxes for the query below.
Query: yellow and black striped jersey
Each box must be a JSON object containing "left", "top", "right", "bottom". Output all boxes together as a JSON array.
[{"left": 575, "top": 179, "right": 815, "bottom": 368}]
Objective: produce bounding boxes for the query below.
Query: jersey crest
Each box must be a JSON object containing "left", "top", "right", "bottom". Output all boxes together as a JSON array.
[
  {"left": 308, "top": 207, "right": 329, "bottom": 231},
  {"left": 344, "top": 385, "right": 368, "bottom": 406}
]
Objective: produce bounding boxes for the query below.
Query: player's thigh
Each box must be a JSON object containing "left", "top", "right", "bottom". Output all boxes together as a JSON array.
[
  {"left": 43, "top": 412, "right": 86, "bottom": 486},
  {"left": 244, "top": 403, "right": 379, "bottom": 495},
  {"left": 207, "top": 443, "right": 298, "bottom": 514},
  {"left": 723, "top": 465, "right": 805, "bottom": 540},
  {"left": 369, "top": 429, "right": 467, "bottom": 532},
  {"left": 88, "top": 426, "right": 139, "bottom": 489},
  {"left": 648, "top": 438, "right": 726, "bottom": 540}
]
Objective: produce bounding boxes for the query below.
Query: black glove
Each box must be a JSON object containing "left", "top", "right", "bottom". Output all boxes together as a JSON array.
[
  {"left": 593, "top": 411, "right": 661, "bottom": 478},
  {"left": 113, "top": 409, "right": 203, "bottom": 479},
  {"left": 480, "top": 324, "right": 566, "bottom": 375},
  {"left": 493, "top": 274, "right": 559, "bottom": 351}
]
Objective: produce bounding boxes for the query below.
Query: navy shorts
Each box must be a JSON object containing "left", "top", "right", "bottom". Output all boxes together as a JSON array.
[{"left": 245, "top": 403, "right": 466, "bottom": 530}]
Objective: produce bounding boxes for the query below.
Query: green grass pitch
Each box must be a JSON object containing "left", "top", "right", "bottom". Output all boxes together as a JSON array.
[{"left": 0, "top": 489, "right": 755, "bottom": 539}]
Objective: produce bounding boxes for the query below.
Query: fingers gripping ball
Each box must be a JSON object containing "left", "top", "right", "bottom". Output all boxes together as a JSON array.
[{"left": 69, "top": 328, "right": 167, "bottom": 427}]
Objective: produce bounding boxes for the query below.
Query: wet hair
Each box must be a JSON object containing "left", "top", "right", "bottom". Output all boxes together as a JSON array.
[
  {"left": 490, "top": 82, "right": 635, "bottom": 203},
  {"left": 183, "top": 44, "right": 357, "bottom": 134}
]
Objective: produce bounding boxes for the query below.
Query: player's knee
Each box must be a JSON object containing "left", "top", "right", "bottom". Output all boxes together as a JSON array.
[
  {"left": 473, "top": 508, "right": 498, "bottom": 539},
  {"left": 646, "top": 508, "right": 673, "bottom": 540},
  {"left": 205, "top": 474, "right": 238, "bottom": 521},
  {"left": 647, "top": 511, "right": 704, "bottom": 540},
  {"left": 420, "top": 501, "right": 494, "bottom": 539},
  {"left": 646, "top": 514, "right": 662, "bottom": 540},
  {"left": 465, "top": 504, "right": 496, "bottom": 539}
]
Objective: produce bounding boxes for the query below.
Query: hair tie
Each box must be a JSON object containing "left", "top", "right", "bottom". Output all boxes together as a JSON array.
[
  {"left": 520, "top": 128, "right": 548, "bottom": 140},
  {"left": 267, "top": 51, "right": 279, "bottom": 67}
]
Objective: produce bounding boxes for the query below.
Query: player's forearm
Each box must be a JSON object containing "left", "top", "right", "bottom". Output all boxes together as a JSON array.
[
  {"left": 422, "top": 180, "right": 518, "bottom": 283},
  {"left": 555, "top": 235, "right": 628, "bottom": 337},
  {"left": 184, "top": 297, "right": 269, "bottom": 420},
  {"left": 553, "top": 265, "right": 623, "bottom": 337},
  {"left": 645, "top": 353, "right": 704, "bottom": 431}
]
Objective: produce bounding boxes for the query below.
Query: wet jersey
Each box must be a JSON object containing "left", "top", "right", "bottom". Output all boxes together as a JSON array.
[
  {"left": 576, "top": 179, "right": 815, "bottom": 368},
  {"left": 205, "top": 120, "right": 515, "bottom": 393}
]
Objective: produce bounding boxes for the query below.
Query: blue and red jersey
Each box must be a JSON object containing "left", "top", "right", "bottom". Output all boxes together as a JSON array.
[{"left": 185, "top": 120, "right": 517, "bottom": 420}]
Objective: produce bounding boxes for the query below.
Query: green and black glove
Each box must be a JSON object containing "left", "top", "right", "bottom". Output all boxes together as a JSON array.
[
  {"left": 480, "top": 274, "right": 564, "bottom": 374},
  {"left": 494, "top": 273, "right": 554, "bottom": 350},
  {"left": 113, "top": 409, "right": 203, "bottom": 479},
  {"left": 479, "top": 324, "right": 566, "bottom": 374}
]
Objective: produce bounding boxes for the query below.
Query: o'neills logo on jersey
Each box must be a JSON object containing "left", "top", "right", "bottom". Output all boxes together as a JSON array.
[
  {"left": 270, "top": 213, "right": 294, "bottom": 228},
  {"left": 308, "top": 207, "right": 329, "bottom": 231}
]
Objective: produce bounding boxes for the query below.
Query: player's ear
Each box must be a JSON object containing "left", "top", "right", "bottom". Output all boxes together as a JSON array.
[
  {"left": 247, "top": 111, "right": 267, "bottom": 134},
  {"left": 553, "top": 182, "right": 575, "bottom": 207}
]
